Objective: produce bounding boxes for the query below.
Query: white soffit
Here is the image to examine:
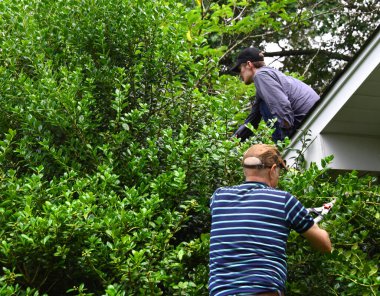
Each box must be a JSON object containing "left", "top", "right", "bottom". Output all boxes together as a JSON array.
[{"left": 320, "top": 134, "right": 380, "bottom": 172}]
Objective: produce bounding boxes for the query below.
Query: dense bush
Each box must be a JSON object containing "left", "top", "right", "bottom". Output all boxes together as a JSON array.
[
  {"left": 283, "top": 158, "right": 380, "bottom": 295},
  {"left": 0, "top": 0, "right": 379, "bottom": 295},
  {"left": 0, "top": 0, "right": 247, "bottom": 294}
]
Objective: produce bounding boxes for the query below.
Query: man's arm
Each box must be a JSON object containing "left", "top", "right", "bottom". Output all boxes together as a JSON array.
[
  {"left": 302, "top": 223, "right": 332, "bottom": 253},
  {"left": 234, "top": 100, "right": 262, "bottom": 141},
  {"left": 244, "top": 100, "right": 262, "bottom": 128}
]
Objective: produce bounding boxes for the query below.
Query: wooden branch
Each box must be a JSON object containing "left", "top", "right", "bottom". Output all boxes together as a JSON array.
[{"left": 264, "top": 49, "right": 352, "bottom": 61}]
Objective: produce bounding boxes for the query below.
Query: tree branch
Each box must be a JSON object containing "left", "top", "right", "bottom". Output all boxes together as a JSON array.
[{"left": 264, "top": 49, "right": 352, "bottom": 61}]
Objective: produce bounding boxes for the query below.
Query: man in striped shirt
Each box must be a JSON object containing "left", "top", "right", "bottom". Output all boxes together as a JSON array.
[{"left": 209, "top": 144, "right": 331, "bottom": 296}]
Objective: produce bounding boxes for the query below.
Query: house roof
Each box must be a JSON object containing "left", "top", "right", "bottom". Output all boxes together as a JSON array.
[{"left": 284, "top": 26, "right": 380, "bottom": 173}]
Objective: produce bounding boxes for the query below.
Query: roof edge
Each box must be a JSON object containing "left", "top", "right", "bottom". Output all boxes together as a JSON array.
[{"left": 284, "top": 25, "right": 380, "bottom": 157}]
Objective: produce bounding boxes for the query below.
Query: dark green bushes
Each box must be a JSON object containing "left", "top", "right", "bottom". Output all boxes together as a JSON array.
[
  {"left": 0, "top": 0, "right": 379, "bottom": 295},
  {"left": 282, "top": 161, "right": 380, "bottom": 295},
  {"left": 0, "top": 1, "right": 244, "bottom": 294}
]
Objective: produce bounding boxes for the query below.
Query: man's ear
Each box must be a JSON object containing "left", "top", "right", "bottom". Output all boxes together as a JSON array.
[
  {"left": 269, "top": 164, "right": 277, "bottom": 178},
  {"left": 247, "top": 61, "right": 253, "bottom": 69}
]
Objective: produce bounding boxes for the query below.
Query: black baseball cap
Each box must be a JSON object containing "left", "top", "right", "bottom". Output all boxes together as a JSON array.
[{"left": 230, "top": 47, "right": 264, "bottom": 73}]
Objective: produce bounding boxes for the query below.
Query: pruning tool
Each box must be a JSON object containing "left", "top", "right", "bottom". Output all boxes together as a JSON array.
[{"left": 307, "top": 199, "right": 336, "bottom": 223}]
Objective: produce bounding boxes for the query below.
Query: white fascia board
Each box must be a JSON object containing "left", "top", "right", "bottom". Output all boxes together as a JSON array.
[{"left": 284, "top": 31, "right": 380, "bottom": 165}]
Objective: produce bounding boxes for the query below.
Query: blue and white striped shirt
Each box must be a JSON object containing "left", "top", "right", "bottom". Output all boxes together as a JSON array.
[{"left": 209, "top": 182, "right": 314, "bottom": 296}]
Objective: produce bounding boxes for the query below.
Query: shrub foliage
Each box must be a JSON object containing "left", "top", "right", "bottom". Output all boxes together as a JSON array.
[{"left": 0, "top": 0, "right": 379, "bottom": 295}]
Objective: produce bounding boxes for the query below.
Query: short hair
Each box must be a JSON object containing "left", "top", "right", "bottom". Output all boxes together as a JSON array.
[
  {"left": 252, "top": 60, "right": 266, "bottom": 68},
  {"left": 242, "top": 144, "right": 286, "bottom": 170}
]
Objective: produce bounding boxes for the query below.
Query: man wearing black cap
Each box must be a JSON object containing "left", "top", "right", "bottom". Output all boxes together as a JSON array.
[
  {"left": 209, "top": 144, "right": 332, "bottom": 296},
  {"left": 231, "top": 47, "right": 320, "bottom": 142}
]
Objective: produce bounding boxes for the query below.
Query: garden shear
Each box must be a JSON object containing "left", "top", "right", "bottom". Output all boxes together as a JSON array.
[{"left": 307, "top": 199, "right": 336, "bottom": 223}]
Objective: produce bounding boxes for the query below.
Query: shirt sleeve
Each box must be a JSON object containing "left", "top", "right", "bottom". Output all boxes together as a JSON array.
[
  {"left": 210, "top": 188, "right": 221, "bottom": 209},
  {"left": 234, "top": 100, "right": 262, "bottom": 141},
  {"left": 254, "top": 71, "right": 294, "bottom": 128},
  {"left": 284, "top": 193, "right": 314, "bottom": 233},
  {"left": 244, "top": 99, "right": 262, "bottom": 127}
]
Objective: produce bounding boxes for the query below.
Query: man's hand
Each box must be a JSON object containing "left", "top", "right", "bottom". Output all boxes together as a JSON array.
[
  {"left": 282, "top": 119, "right": 291, "bottom": 129},
  {"left": 234, "top": 124, "right": 253, "bottom": 142}
]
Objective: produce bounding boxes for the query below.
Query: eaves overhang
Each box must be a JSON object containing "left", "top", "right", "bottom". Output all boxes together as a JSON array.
[{"left": 284, "top": 26, "right": 380, "bottom": 173}]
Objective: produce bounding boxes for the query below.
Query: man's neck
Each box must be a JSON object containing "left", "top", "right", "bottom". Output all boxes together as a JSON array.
[{"left": 245, "top": 176, "right": 269, "bottom": 186}]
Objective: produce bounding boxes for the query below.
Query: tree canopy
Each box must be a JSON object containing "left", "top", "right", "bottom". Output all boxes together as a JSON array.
[{"left": 197, "top": 0, "right": 380, "bottom": 92}]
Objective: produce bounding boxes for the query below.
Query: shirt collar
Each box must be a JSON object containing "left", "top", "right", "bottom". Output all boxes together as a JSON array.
[{"left": 243, "top": 181, "right": 270, "bottom": 188}]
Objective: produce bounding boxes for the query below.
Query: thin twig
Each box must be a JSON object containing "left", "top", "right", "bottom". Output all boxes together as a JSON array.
[{"left": 303, "top": 48, "right": 320, "bottom": 77}]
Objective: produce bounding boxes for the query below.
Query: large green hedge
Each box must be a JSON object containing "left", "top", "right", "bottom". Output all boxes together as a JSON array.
[{"left": 0, "top": 0, "right": 379, "bottom": 295}]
